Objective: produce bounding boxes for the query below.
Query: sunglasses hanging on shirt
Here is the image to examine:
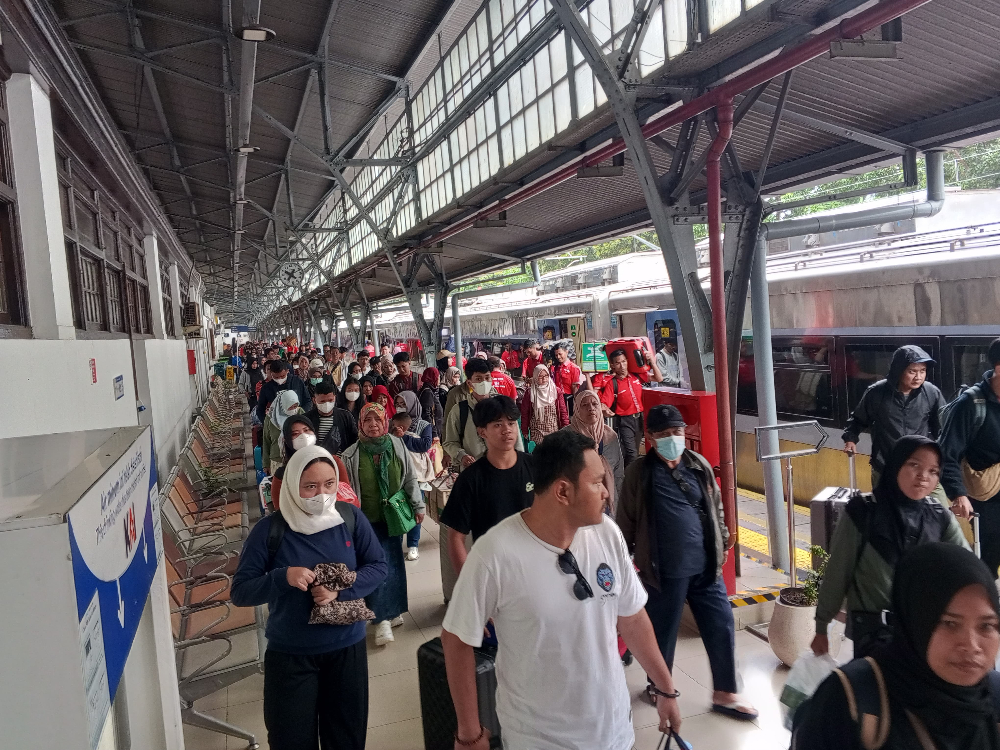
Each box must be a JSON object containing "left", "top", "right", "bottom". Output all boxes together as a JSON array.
[{"left": 558, "top": 549, "right": 594, "bottom": 601}]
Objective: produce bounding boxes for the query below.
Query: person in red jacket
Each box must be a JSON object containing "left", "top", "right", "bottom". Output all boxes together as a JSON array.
[
  {"left": 597, "top": 346, "right": 663, "bottom": 467},
  {"left": 550, "top": 341, "right": 588, "bottom": 417},
  {"left": 488, "top": 356, "right": 518, "bottom": 400},
  {"left": 521, "top": 339, "right": 543, "bottom": 380},
  {"left": 500, "top": 342, "right": 521, "bottom": 375}
]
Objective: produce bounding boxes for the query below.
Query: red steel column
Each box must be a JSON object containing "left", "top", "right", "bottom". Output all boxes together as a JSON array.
[{"left": 706, "top": 99, "right": 738, "bottom": 542}]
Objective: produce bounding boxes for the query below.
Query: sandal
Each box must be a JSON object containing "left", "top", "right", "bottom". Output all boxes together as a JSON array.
[{"left": 711, "top": 702, "right": 758, "bottom": 721}]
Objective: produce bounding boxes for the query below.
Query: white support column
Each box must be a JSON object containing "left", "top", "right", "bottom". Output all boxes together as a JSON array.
[
  {"left": 7, "top": 73, "right": 75, "bottom": 340},
  {"left": 167, "top": 263, "right": 184, "bottom": 337},
  {"left": 142, "top": 234, "right": 167, "bottom": 339}
]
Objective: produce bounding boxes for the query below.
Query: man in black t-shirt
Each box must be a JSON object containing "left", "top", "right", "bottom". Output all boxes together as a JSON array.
[{"left": 440, "top": 395, "right": 534, "bottom": 576}]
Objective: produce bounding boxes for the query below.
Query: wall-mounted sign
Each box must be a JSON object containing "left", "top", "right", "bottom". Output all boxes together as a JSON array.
[
  {"left": 580, "top": 342, "right": 610, "bottom": 373},
  {"left": 68, "top": 429, "right": 159, "bottom": 749},
  {"left": 113, "top": 375, "right": 124, "bottom": 401},
  {"left": 89, "top": 358, "right": 97, "bottom": 384}
]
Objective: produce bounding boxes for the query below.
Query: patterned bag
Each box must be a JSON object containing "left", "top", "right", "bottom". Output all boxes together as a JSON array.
[{"left": 308, "top": 562, "right": 376, "bottom": 626}]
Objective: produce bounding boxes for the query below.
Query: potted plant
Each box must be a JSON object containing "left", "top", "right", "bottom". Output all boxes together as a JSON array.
[{"left": 769, "top": 546, "right": 829, "bottom": 666}]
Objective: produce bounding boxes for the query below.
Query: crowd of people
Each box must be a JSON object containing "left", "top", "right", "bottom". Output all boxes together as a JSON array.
[{"left": 224, "top": 333, "right": 1000, "bottom": 750}]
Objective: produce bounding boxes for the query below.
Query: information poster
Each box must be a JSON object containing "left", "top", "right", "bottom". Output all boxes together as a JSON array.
[
  {"left": 68, "top": 428, "right": 159, "bottom": 749},
  {"left": 580, "top": 341, "right": 610, "bottom": 373}
]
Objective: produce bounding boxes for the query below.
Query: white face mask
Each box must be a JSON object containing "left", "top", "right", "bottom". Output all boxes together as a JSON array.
[
  {"left": 273, "top": 376, "right": 288, "bottom": 385},
  {"left": 299, "top": 492, "right": 333, "bottom": 516},
  {"left": 346, "top": 391, "right": 360, "bottom": 402},
  {"left": 291, "top": 433, "right": 317, "bottom": 451},
  {"left": 472, "top": 380, "right": 492, "bottom": 396},
  {"left": 316, "top": 401, "right": 336, "bottom": 414}
]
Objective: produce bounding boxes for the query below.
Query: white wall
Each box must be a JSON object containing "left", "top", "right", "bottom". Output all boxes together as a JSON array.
[
  {"left": 135, "top": 339, "right": 196, "bottom": 481},
  {"left": 121, "top": 599, "right": 170, "bottom": 750},
  {"left": 0, "top": 339, "right": 138, "bottom": 438}
]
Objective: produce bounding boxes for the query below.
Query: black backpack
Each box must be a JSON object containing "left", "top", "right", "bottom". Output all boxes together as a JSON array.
[{"left": 265, "top": 503, "right": 357, "bottom": 569}]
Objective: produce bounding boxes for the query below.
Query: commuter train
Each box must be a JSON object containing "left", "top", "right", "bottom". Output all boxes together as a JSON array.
[{"left": 372, "top": 199, "right": 1000, "bottom": 501}]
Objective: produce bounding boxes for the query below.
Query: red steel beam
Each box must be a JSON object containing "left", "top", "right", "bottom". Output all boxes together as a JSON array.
[
  {"left": 706, "top": 99, "right": 737, "bottom": 540},
  {"left": 419, "top": 0, "right": 933, "bottom": 249}
]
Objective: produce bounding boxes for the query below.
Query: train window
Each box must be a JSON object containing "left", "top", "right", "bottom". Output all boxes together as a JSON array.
[
  {"left": 737, "top": 336, "right": 834, "bottom": 422},
  {"left": 843, "top": 341, "right": 938, "bottom": 414},
  {"left": 952, "top": 345, "right": 991, "bottom": 391}
]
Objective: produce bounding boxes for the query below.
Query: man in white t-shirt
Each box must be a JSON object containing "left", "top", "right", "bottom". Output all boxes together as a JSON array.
[{"left": 441, "top": 430, "right": 681, "bottom": 750}]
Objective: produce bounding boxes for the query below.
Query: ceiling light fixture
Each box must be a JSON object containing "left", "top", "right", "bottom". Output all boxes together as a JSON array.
[
  {"left": 237, "top": 25, "right": 276, "bottom": 42},
  {"left": 236, "top": 145, "right": 259, "bottom": 154}
]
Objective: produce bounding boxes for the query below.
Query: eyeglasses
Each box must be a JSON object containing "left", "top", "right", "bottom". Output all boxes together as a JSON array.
[{"left": 557, "top": 549, "right": 594, "bottom": 601}]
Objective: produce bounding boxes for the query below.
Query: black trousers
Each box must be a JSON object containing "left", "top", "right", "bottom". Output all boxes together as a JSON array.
[
  {"left": 613, "top": 413, "right": 643, "bottom": 467},
  {"left": 263, "top": 639, "right": 369, "bottom": 750},
  {"left": 644, "top": 569, "right": 738, "bottom": 694},
  {"left": 972, "top": 497, "right": 1000, "bottom": 579}
]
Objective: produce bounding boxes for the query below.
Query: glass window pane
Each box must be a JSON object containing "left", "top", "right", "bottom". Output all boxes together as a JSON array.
[
  {"left": 459, "top": 36, "right": 470, "bottom": 70},
  {"left": 497, "top": 83, "right": 511, "bottom": 124},
  {"left": 529, "top": 0, "right": 545, "bottom": 26},
  {"left": 953, "top": 345, "right": 991, "bottom": 392},
  {"left": 487, "top": 136, "right": 500, "bottom": 174},
  {"left": 490, "top": 0, "right": 502, "bottom": 39},
  {"left": 773, "top": 370, "right": 833, "bottom": 420},
  {"left": 535, "top": 51, "right": 551, "bottom": 93},
  {"left": 525, "top": 103, "right": 540, "bottom": 151},
  {"left": 595, "top": 78, "right": 608, "bottom": 108},
  {"left": 509, "top": 73, "right": 523, "bottom": 113},
  {"left": 539, "top": 91, "right": 556, "bottom": 142},
  {"left": 708, "top": 0, "right": 741, "bottom": 32},
  {"left": 500, "top": 124, "right": 514, "bottom": 167},
  {"left": 478, "top": 13, "right": 490, "bottom": 51},
  {"left": 554, "top": 79, "right": 572, "bottom": 132},
  {"left": 575, "top": 67, "right": 595, "bottom": 116},
  {"left": 639, "top": 5, "right": 666, "bottom": 77},
  {"left": 665, "top": 0, "right": 688, "bottom": 57},
  {"left": 611, "top": 0, "right": 632, "bottom": 33},
  {"left": 501, "top": 0, "right": 515, "bottom": 26},
  {"left": 589, "top": 2, "right": 612, "bottom": 46},
  {"left": 551, "top": 33, "right": 568, "bottom": 80},
  {"left": 512, "top": 114, "right": 527, "bottom": 159},
  {"left": 521, "top": 64, "right": 536, "bottom": 105},
  {"left": 469, "top": 151, "right": 481, "bottom": 187}
]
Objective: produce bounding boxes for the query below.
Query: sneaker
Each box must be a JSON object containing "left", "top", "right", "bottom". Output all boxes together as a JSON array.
[
  {"left": 374, "top": 620, "right": 394, "bottom": 646},
  {"left": 390, "top": 615, "right": 405, "bottom": 628},
  {"left": 406, "top": 547, "right": 420, "bottom": 562}
]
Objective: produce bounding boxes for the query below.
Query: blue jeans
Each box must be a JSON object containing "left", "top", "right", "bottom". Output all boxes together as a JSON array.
[
  {"left": 644, "top": 568, "right": 737, "bottom": 693},
  {"left": 406, "top": 522, "right": 421, "bottom": 548}
]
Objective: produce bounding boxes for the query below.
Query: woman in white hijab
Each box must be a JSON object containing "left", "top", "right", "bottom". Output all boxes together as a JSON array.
[
  {"left": 232, "top": 445, "right": 388, "bottom": 750},
  {"left": 262, "top": 390, "right": 302, "bottom": 474}
]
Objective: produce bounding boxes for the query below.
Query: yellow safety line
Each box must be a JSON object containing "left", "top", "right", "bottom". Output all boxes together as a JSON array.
[
  {"left": 738, "top": 524, "right": 813, "bottom": 571},
  {"left": 739, "top": 488, "right": 809, "bottom": 517},
  {"left": 738, "top": 511, "right": 811, "bottom": 543}
]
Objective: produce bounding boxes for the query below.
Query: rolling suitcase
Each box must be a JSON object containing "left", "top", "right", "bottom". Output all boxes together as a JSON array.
[
  {"left": 417, "top": 637, "right": 502, "bottom": 749},
  {"left": 809, "top": 453, "right": 861, "bottom": 566}
]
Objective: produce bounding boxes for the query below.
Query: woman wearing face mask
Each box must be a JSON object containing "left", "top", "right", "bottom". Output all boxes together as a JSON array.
[
  {"left": 239, "top": 357, "right": 265, "bottom": 411},
  {"left": 307, "top": 367, "right": 329, "bottom": 399},
  {"left": 269, "top": 415, "right": 318, "bottom": 509},
  {"left": 263, "top": 390, "right": 303, "bottom": 475},
  {"left": 562, "top": 389, "right": 623, "bottom": 514},
  {"left": 306, "top": 382, "right": 357, "bottom": 457},
  {"left": 337, "top": 379, "right": 365, "bottom": 422},
  {"left": 341, "top": 403, "right": 425, "bottom": 646},
  {"left": 794, "top": 542, "right": 1000, "bottom": 750},
  {"left": 812, "top": 435, "right": 970, "bottom": 660},
  {"left": 520, "top": 365, "right": 568, "bottom": 445},
  {"left": 231, "top": 445, "right": 388, "bottom": 750},
  {"left": 370, "top": 384, "right": 395, "bottom": 418}
]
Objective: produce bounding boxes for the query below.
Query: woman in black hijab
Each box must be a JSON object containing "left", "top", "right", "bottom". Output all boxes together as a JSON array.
[
  {"left": 240, "top": 356, "right": 265, "bottom": 410},
  {"left": 795, "top": 543, "right": 1000, "bottom": 750},
  {"left": 812, "top": 436, "right": 970, "bottom": 659}
]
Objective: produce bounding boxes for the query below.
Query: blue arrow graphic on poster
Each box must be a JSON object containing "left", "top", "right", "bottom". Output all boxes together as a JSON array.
[{"left": 68, "top": 428, "right": 159, "bottom": 747}]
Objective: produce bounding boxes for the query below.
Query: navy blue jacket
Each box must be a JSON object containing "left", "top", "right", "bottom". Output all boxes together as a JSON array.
[
  {"left": 231, "top": 511, "right": 387, "bottom": 654},
  {"left": 256, "top": 373, "right": 313, "bottom": 423}
]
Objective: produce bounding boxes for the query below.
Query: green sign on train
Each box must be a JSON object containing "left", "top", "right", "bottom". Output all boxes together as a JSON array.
[{"left": 580, "top": 341, "right": 609, "bottom": 373}]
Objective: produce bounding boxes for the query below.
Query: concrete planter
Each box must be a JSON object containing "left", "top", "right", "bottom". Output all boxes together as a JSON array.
[{"left": 769, "top": 588, "right": 817, "bottom": 666}]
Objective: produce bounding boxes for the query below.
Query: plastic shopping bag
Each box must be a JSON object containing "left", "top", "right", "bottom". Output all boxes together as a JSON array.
[{"left": 779, "top": 650, "right": 837, "bottom": 730}]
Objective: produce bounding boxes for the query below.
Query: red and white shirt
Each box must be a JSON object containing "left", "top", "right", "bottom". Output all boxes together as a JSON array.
[
  {"left": 491, "top": 371, "right": 518, "bottom": 400},
  {"left": 522, "top": 355, "right": 543, "bottom": 379},
  {"left": 597, "top": 373, "right": 644, "bottom": 416},
  {"left": 551, "top": 360, "right": 585, "bottom": 396}
]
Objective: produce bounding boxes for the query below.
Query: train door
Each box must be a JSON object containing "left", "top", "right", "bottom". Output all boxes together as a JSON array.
[
  {"left": 645, "top": 309, "right": 688, "bottom": 387},
  {"left": 537, "top": 318, "right": 559, "bottom": 341},
  {"left": 567, "top": 316, "right": 585, "bottom": 356}
]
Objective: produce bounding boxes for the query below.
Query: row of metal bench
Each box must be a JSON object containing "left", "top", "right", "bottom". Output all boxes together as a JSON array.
[{"left": 159, "top": 381, "right": 263, "bottom": 750}]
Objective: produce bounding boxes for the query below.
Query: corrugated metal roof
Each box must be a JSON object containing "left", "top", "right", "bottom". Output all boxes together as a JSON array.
[{"left": 46, "top": 0, "right": 1000, "bottom": 319}]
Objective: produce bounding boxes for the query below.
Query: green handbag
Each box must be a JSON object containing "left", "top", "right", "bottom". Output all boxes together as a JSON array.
[{"left": 382, "top": 487, "right": 416, "bottom": 537}]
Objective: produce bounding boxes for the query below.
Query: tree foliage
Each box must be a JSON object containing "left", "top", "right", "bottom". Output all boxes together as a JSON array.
[{"left": 457, "top": 137, "right": 1000, "bottom": 289}]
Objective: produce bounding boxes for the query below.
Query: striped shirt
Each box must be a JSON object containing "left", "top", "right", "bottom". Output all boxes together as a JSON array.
[{"left": 316, "top": 415, "right": 335, "bottom": 442}]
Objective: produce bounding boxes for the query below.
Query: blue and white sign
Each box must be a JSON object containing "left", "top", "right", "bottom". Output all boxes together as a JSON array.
[
  {"left": 113, "top": 374, "right": 125, "bottom": 401},
  {"left": 68, "top": 428, "right": 159, "bottom": 748}
]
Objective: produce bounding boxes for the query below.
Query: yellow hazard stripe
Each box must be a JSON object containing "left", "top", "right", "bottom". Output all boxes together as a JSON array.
[
  {"left": 738, "top": 511, "right": 811, "bottom": 543},
  {"left": 737, "top": 524, "right": 813, "bottom": 571},
  {"left": 730, "top": 592, "right": 779, "bottom": 608}
]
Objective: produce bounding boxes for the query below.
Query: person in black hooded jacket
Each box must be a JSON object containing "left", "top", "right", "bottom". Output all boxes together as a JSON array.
[
  {"left": 795, "top": 543, "right": 1000, "bottom": 750},
  {"left": 940, "top": 338, "right": 1000, "bottom": 574},
  {"left": 843, "top": 345, "right": 946, "bottom": 489}
]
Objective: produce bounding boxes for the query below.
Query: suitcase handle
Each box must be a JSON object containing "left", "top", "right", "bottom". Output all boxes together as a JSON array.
[
  {"left": 973, "top": 512, "right": 982, "bottom": 559},
  {"left": 847, "top": 450, "right": 857, "bottom": 492}
]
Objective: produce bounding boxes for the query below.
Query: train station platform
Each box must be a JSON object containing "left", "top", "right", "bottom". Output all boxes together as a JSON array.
[{"left": 181, "top": 513, "right": 801, "bottom": 750}]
